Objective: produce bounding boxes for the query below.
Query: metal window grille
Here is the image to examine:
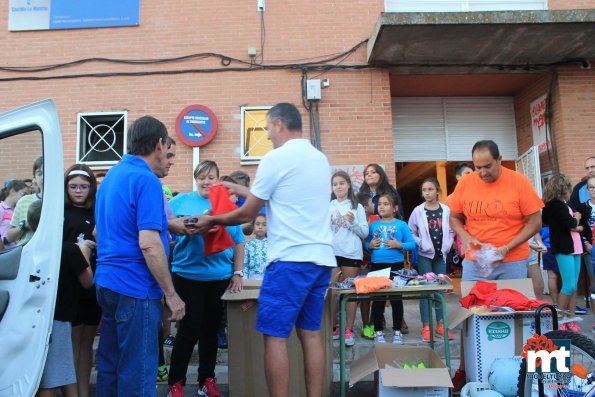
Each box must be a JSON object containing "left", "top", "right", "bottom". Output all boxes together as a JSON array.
[{"left": 76, "top": 112, "right": 127, "bottom": 168}]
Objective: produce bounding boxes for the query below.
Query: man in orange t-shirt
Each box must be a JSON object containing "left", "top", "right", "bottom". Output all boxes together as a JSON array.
[
  {"left": 446, "top": 140, "right": 544, "bottom": 392},
  {"left": 446, "top": 140, "right": 544, "bottom": 281}
]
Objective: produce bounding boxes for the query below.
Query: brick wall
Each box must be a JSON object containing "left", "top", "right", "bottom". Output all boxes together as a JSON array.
[
  {"left": 0, "top": 131, "right": 43, "bottom": 184},
  {"left": 555, "top": 68, "right": 595, "bottom": 183},
  {"left": 0, "top": 1, "right": 396, "bottom": 193},
  {"left": 514, "top": 68, "right": 595, "bottom": 186}
]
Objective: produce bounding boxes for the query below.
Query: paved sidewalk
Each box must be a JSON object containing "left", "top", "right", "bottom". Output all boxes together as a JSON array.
[{"left": 85, "top": 285, "right": 594, "bottom": 396}]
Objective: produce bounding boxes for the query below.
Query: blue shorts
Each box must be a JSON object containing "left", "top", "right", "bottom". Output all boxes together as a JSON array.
[
  {"left": 256, "top": 261, "right": 332, "bottom": 338},
  {"left": 542, "top": 251, "right": 559, "bottom": 273}
]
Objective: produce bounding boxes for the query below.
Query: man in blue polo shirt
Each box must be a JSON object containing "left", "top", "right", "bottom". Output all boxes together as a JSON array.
[{"left": 94, "top": 116, "right": 185, "bottom": 397}]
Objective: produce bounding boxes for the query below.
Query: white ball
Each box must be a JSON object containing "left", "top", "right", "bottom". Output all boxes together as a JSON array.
[{"left": 488, "top": 357, "right": 522, "bottom": 397}]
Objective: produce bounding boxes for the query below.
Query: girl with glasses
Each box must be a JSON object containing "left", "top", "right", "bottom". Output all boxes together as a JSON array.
[{"left": 63, "top": 164, "right": 99, "bottom": 397}]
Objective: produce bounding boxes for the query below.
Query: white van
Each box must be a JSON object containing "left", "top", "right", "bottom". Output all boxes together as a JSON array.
[{"left": 0, "top": 99, "right": 63, "bottom": 397}]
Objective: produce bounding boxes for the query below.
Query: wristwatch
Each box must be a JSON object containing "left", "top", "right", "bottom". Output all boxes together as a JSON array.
[
  {"left": 18, "top": 220, "right": 26, "bottom": 230},
  {"left": 233, "top": 270, "right": 244, "bottom": 278}
]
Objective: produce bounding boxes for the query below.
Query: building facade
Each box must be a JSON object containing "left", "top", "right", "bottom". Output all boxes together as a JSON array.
[{"left": 1, "top": 0, "right": 593, "bottom": 214}]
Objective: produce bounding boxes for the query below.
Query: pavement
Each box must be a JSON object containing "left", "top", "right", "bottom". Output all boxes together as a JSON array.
[{"left": 82, "top": 279, "right": 595, "bottom": 396}]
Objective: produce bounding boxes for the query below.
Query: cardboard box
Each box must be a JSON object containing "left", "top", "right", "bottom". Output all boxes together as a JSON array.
[
  {"left": 350, "top": 345, "right": 453, "bottom": 397},
  {"left": 447, "top": 279, "right": 553, "bottom": 383},
  {"left": 221, "top": 279, "right": 333, "bottom": 397}
]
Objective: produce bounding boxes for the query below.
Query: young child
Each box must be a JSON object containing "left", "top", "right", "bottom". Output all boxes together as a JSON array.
[
  {"left": 329, "top": 171, "right": 368, "bottom": 346},
  {"left": 28, "top": 200, "right": 95, "bottom": 397},
  {"left": 244, "top": 213, "right": 268, "bottom": 279},
  {"left": 542, "top": 174, "right": 583, "bottom": 332},
  {"left": 527, "top": 233, "right": 547, "bottom": 301},
  {"left": 365, "top": 193, "right": 416, "bottom": 344},
  {"left": 407, "top": 177, "right": 454, "bottom": 342}
]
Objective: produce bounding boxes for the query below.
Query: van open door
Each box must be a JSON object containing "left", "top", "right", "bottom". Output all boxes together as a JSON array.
[{"left": 0, "top": 100, "right": 63, "bottom": 396}]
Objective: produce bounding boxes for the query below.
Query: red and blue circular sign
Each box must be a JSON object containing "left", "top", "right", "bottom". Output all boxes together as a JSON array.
[{"left": 175, "top": 105, "right": 218, "bottom": 147}]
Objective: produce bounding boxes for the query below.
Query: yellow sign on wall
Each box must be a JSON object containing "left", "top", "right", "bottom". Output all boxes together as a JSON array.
[{"left": 241, "top": 106, "right": 272, "bottom": 162}]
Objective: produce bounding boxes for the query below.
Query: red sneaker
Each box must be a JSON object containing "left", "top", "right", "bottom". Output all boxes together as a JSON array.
[
  {"left": 452, "top": 369, "right": 466, "bottom": 394},
  {"left": 422, "top": 325, "right": 431, "bottom": 343},
  {"left": 198, "top": 377, "right": 221, "bottom": 397},
  {"left": 167, "top": 380, "right": 185, "bottom": 397},
  {"left": 436, "top": 323, "right": 454, "bottom": 340},
  {"left": 566, "top": 322, "right": 581, "bottom": 333}
]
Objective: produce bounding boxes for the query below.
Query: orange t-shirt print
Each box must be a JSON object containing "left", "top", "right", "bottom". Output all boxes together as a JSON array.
[{"left": 446, "top": 167, "right": 544, "bottom": 262}]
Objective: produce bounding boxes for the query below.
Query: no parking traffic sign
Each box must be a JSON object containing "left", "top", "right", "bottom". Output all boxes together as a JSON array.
[{"left": 175, "top": 105, "right": 218, "bottom": 147}]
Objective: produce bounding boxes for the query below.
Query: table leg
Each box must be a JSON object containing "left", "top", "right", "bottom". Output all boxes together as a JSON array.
[
  {"left": 428, "top": 292, "right": 435, "bottom": 348},
  {"left": 340, "top": 293, "right": 348, "bottom": 397},
  {"left": 434, "top": 292, "right": 451, "bottom": 371}
]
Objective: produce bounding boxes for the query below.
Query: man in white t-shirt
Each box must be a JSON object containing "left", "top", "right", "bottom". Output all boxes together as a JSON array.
[{"left": 195, "top": 103, "right": 336, "bottom": 397}]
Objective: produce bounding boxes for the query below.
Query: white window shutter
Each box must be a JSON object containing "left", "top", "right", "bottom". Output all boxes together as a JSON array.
[{"left": 392, "top": 97, "right": 517, "bottom": 162}]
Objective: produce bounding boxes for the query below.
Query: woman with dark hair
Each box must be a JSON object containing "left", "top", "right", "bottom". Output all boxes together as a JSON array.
[
  {"left": 63, "top": 163, "right": 99, "bottom": 397},
  {"left": 359, "top": 163, "right": 404, "bottom": 218},
  {"left": 359, "top": 163, "right": 408, "bottom": 333},
  {"left": 0, "top": 179, "right": 28, "bottom": 250}
]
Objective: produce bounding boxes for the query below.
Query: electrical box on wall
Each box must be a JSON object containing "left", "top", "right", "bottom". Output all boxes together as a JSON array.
[
  {"left": 306, "top": 80, "right": 321, "bottom": 100},
  {"left": 257, "top": 0, "right": 265, "bottom": 11}
]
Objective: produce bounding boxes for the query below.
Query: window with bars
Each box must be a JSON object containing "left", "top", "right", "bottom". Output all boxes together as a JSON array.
[{"left": 76, "top": 112, "right": 127, "bottom": 168}]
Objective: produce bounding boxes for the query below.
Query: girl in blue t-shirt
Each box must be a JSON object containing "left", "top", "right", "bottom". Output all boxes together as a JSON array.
[{"left": 365, "top": 193, "right": 416, "bottom": 344}]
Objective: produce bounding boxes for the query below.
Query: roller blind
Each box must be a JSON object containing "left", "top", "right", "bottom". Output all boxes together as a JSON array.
[{"left": 392, "top": 96, "right": 518, "bottom": 161}]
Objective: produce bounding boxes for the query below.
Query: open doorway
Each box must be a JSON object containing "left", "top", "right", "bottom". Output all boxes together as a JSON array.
[{"left": 394, "top": 160, "right": 516, "bottom": 220}]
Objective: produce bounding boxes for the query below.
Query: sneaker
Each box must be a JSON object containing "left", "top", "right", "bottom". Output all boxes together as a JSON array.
[
  {"left": 575, "top": 306, "right": 587, "bottom": 315},
  {"left": 167, "top": 380, "right": 185, "bottom": 397},
  {"left": 591, "top": 322, "right": 595, "bottom": 334},
  {"left": 197, "top": 377, "right": 221, "bottom": 397},
  {"left": 345, "top": 329, "right": 355, "bottom": 347},
  {"left": 361, "top": 324, "right": 375, "bottom": 340},
  {"left": 435, "top": 323, "right": 455, "bottom": 340},
  {"left": 392, "top": 331, "right": 403, "bottom": 345},
  {"left": 163, "top": 334, "right": 175, "bottom": 347},
  {"left": 374, "top": 331, "right": 386, "bottom": 343},
  {"left": 452, "top": 369, "right": 466, "bottom": 394},
  {"left": 559, "top": 323, "right": 568, "bottom": 331},
  {"left": 332, "top": 328, "right": 340, "bottom": 340},
  {"left": 566, "top": 322, "right": 581, "bottom": 333},
  {"left": 157, "top": 365, "right": 169, "bottom": 382},
  {"left": 422, "top": 325, "right": 431, "bottom": 343}
]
